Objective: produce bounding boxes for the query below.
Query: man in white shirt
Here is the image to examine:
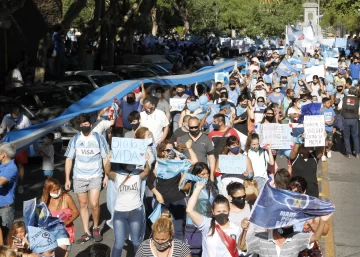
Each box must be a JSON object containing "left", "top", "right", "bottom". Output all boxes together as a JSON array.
[
  {"left": 1, "top": 107, "right": 31, "bottom": 194},
  {"left": 6, "top": 63, "right": 23, "bottom": 91},
  {"left": 140, "top": 97, "right": 169, "bottom": 144}
]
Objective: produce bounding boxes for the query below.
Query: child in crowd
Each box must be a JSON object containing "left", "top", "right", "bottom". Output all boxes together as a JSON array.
[{"left": 320, "top": 97, "right": 336, "bottom": 161}]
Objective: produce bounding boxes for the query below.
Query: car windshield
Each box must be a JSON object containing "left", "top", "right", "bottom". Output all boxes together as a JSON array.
[
  {"left": 128, "top": 69, "right": 157, "bottom": 78},
  {"left": 143, "top": 56, "right": 170, "bottom": 64},
  {"left": 90, "top": 75, "right": 121, "bottom": 87},
  {"left": 65, "top": 85, "right": 95, "bottom": 101},
  {"left": 36, "top": 91, "right": 73, "bottom": 108}
]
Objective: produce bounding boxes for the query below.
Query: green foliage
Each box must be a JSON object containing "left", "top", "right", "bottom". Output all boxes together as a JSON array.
[
  {"left": 62, "top": 0, "right": 95, "bottom": 28},
  {"left": 321, "top": 0, "right": 360, "bottom": 32}
]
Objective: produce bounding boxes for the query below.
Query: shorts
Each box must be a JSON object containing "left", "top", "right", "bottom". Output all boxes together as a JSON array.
[
  {"left": 73, "top": 176, "right": 102, "bottom": 194},
  {"left": 326, "top": 131, "right": 333, "bottom": 141},
  {"left": 15, "top": 148, "right": 28, "bottom": 165},
  {"left": 43, "top": 170, "right": 54, "bottom": 177}
]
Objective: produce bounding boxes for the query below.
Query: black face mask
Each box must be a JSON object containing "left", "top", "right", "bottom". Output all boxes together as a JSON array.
[
  {"left": 232, "top": 197, "right": 246, "bottom": 209},
  {"left": 177, "top": 91, "right": 184, "bottom": 97},
  {"left": 189, "top": 129, "right": 200, "bottom": 137},
  {"left": 230, "top": 86, "right": 236, "bottom": 91},
  {"left": 127, "top": 97, "right": 135, "bottom": 104},
  {"left": 214, "top": 213, "right": 229, "bottom": 226},
  {"left": 265, "top": 116, "right": 274, "bottom": 122},
  {"left": 337, "top": 88, "right": 343, "bottom": 93},
  {"left": 281, "top": 81, "right": 287, "bottom": 84},
  {"left": 130, "top": 122, "right": 140, "bottom": 130},
  {"left": 277, "top": 226, "right": 294, "bottom": 237},
  {"left": 80, "top": 126, "right": 91, "bottom": 135}
]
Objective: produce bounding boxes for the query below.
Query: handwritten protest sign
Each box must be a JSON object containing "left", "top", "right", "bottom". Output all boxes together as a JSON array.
[
  {"left": 214, "top": 72, "right": 229, "bottom": 82},
  {"left": 255, "top": 124, "right": 293, "bottom": 149},
  {"left": 335, "top": 38, "right": 347, "bottom": 49},
  {"left": 170, "top": 98, "right": 186, "bottom": 112},
  {"left": 111, "top": 137, "right": 147, "bottom": 165},
  {"left": 304, "top": 65, "right": 325, "bottom": 82},
  {"left": 304, "top": 115, "right": 325, "bottom": 147},
  {"left": 218, "top": 155, "right": 247, "bottom": 174},
  {"left": 325, "top": 57, "right": 339, "bottom": 68}
]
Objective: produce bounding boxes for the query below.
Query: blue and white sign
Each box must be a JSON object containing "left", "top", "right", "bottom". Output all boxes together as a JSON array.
[
  {"left": 111, "top": 137, "right": 147, "bottom": 165},
  {"left": 218, "top": 155, "right": 247, "bottom": 174}
]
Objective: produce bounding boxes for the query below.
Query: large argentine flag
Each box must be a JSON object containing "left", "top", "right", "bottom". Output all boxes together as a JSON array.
[{"left": 2, "top": 60, "right": 236, "bottom": 151}]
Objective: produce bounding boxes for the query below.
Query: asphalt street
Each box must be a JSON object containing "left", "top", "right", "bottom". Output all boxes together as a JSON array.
[{"left": 13, "top": 151, "right": 360, "bottom": 257}]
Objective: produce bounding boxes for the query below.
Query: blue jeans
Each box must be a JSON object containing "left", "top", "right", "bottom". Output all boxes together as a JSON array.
[
  {"left": 343, "top": 119, "right": 360, "bottom": 155},
  {"left": 112, "top": 206, "right": 145, "bottom": 257}
]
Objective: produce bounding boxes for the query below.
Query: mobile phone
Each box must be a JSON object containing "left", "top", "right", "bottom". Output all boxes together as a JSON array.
[{"left": 12, "top": 236, "right": 21, "bottom": 243}]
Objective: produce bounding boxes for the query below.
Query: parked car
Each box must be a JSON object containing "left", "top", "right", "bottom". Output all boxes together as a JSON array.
[
  {"left": 117, "top": 54, "right": 173, "bottom": 71},
  {"left": 103, "top": 65, "right": 158, "bottom": 80},
  {"left": 54, "top": 81, "right": 95, "bottom": 101},
  {"left": 140, "top": 63, "right": 171, "bottom": 76},
  {"left": 0, "top": 96, "right": 62, "bottom": 154},
  {"left": 5, "top": 86, "right": 78, "bottom": 143},
  {"left": 64, "top": 70, "right": 122, "bottom": 89}
]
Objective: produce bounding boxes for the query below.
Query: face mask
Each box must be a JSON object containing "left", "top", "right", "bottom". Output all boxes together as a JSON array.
[
  {"left": 252, "top": 75, "right": 257, "bottom": 79},
  {"left": 189, "top": 129, "right": 200, "bottom": 137},
  {"left": 288, "top": 95, "right": 294, "bottom": 99},
  {"left": 228, "top": 146, "right": 240, "bottom": 154},
  {"left": 275, "top": 88, "right": 281, "bottom": 93},
  {"left": 230, "top": 86, "right": 236, "bottom": 91},
  {"left": 251, "top": 146, "right": 260, "bottom": 152},
  {"left": 241, "top": 104, "right": 248, "bottom": 108},
  {"left": 127, "top": 97, "right": 135, "bottom": 104},
  {"left": 277, "top": 226, "right": 294, "bottom": 237},
  {"left": 232, "top": 197, "right": 246, "bottom": 209},
  {"left": 257, "top": 102, "right": 265, "bottom": 107},
  {"left": 130, "top": 122, "right": 140, "bottom": 130},
  {"left": 12, "top": 117, "right": 20, "bottom": 123},
  {"left": 80, "top": 126, "right": 91, "bottom": 135},
  {"left": 337, "top": 88, "right": 343, "bottom": 93},
  {"left": 212, "top": 123, "right": 220, "bottom": 130},
  {"left": 265, "top": 116, "right": 274, "bottom": 122},
  {"left": 201, "top": 176, "right": 209, "bottom": 183},
  {"left": 50, "top": 190, "right": 61, "bottom": 199},
  {"left": 214, "top": 213, "right": 229, "bottom": 226},
  {"left": 152, "top": 238, "right": 172, "bottom": 252},
  {"left": 344, "top": 88, "right": 349, "bottom": 95},
  {"left": 155, "top": 93, "right": 162, "bottom": 98},
  {"left": 281, "top": 81, "right": 287, "bottom": 84},
  {"left": 297, "top": 103, "right": 302, "bottom": 108},
  {"left": 176, "top": 91, "right": 184, "bottom": 97},
  {"left": 165, "top": 150, "right": 176, "bottom": 160},
  {"left": 145, "top": 108, "right": 153, "bottom": 114}
]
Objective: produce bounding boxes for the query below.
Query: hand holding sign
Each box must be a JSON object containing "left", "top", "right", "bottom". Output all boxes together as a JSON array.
[{"left": 111, "top": 137, "right": 148, "bottom": 165}]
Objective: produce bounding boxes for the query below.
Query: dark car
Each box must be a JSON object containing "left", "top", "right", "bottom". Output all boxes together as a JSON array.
[
  {"left": 104, "top": 65, "right": 158, "bottom": 80},
  {"left": 5, "top": 86, "right": 78, "bottom": 143},
  {"left": 64, "top": 70, "right": 122, "bottom": 89},
  {"left": 117, "top": 54, "right": 173, "bottom": 71},
  {"left": 0, "top": 96, "right": 62, "bottom": 154},
  {"left": 54, "top": 81, "right": 96, "bottom": 101}
]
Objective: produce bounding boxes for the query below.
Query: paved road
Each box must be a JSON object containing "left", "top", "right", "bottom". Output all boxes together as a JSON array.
[{"left": 13, "top": 151, "right": 360, "bottom": 257}]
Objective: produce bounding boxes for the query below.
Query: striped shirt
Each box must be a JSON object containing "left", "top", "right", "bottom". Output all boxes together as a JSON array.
[
  {"left": 65, "top": 132, "right": 109, "bottom": 178},
  {"left": 135, "top": 239, "right": 191, "bottom": 257},
  {"left": 246, "top": 230, "right": 312, "bottom": 257}
]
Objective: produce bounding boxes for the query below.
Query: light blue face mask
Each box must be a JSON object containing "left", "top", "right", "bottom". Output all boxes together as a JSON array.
[{"left": 344, "top": 88, "right": 349, "bottom": 95}]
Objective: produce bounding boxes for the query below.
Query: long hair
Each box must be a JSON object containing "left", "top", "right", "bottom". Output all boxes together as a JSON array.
[
  {"left": 182, "top": 96, "right": 196, "bottom": 111},
  {"left": 191, "top": 162, "right": 218, "bottom": 200},
  {"left": 274, "top": 168, "right": 291, "bottom": 190},
  {"left": 6, "top": 221, "right": 25, "bottom": 246},
  {"left": 221, "top": 136, "right": 240, "bottom": 155},
  {"left": 260, "top": 107, "right": 276, "bottom": 124},
  {"left": 41, "top": 178, "right": 66, "bottom": 210},
  {"left": 156, "top": 140, "right": 175, "bottom": 158},
  {"left": 209, "top": 195, "right": 230, "bottom": 236},
  {"left": 285, "top": 98, "right": 300, "bottom": 118},
  {"left": 245, "top": 133, "right": 259, "bottom": 152},
  {"left": 135, "top": 127, "right": 149, "bottom": 139}
]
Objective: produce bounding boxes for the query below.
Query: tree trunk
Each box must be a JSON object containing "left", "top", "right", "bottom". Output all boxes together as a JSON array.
[
  {"left": 151, "top": 6, "right": 158, "bottom": 36},
  {"left": 184, "top": 19, "right": 190, "bottom": 34},
  {"left": 173, "top": 0, "right": 190, "bottom": 35},
  {"left": 34, "top": 33, "right": 51, "bottom": 82},
  {"left": 107, "top": 25, "right": 116, "bottom": 67},
  {"left": 99, "top": 0, "right": 107, "bottom": 68}
]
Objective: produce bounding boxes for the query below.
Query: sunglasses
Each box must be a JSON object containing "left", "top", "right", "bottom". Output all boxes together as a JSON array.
[
  {"left": 189, "top": 126, "right": 199, "bottom": 130},
  {"left": 266, "top": 113, "right": 274, "bottom": 116},
  {"left": 233, "top": 194, "right": 246, "bottom": 200}
]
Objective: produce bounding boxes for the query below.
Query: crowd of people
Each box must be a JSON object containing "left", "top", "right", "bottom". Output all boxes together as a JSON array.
[{"left": 2, "top": 39, "right": 360, "bottom": 257}]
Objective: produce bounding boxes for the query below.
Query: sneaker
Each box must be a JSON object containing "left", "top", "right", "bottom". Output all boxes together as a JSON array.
[
  {"left": 76, "top": 233, "right": 92, "bottom": 244},
  {"left": 106, "top": 219, "right": 113, "bottom": 229},
  {"left": 356, "top": 154, "right": 360, "bottom": 159},
  {"left": 345, "top": 154, "right": 352, "bottom": 159},
  {"left": 321, "top": 155, "right": 327, "bottom": 162},
  {"left": 17, "top": 186, "right": 24, "bottom": 194},
  {"left": 93, "top": 227, "right": 103, "bottom": 242},
  {"left": 327, "top": 150, "right": 332, "bottom": 158}
]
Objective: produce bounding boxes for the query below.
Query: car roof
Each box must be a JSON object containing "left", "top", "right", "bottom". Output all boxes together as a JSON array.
[
  {"left": 7, "top": 85, "right": 67, "bottom": 93},
  {"left": 54, "top": 81, "right": 93, "bottom": 87},
  {"left": 65, "top": 70, "right": 117, "bottom": 76}
]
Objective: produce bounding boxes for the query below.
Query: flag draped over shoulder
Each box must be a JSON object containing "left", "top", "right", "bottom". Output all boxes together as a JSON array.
[
  {"left": 249, "top": 184, "right": 335, "bottom": 229},
  {"left": 156, "top": 158, "right": 192, "bottom": 179}
]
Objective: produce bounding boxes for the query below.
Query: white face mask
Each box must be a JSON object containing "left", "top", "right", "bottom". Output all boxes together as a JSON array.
[{"left": 50, "top": 190, "right": 61, "bottom": 199}]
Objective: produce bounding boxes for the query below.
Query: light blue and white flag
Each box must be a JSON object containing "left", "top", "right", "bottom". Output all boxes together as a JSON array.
[{"left": 276, "top": 58, "right": 298, "bottom": 77}]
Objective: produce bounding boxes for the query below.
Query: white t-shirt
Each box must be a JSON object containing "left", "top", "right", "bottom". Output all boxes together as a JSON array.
[
  {"left": 10, "top": 68, "right": 23, "bottom": 89},
  {"left": 140, "top": 109, "right": 169, "bottom": 143},
  {"left": 92, "top": 120, "right": 111, "bottom": 135},
  {"left": 42, "top": 144, "right": 54, "bottom": 170},
  {"left": 198, "top": 216, "right": 241, "bottom": 257},
  {"left": 247, "top": 149, "right": 269, "bottom": 179},
  {"left": 114, "top": 174, "right": 142, "bottom": 212},
  {"left": 1, "top": 114, "right": 31, "bottom": 132}
]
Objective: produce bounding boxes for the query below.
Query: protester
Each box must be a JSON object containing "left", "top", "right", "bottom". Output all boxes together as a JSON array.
[
  {"left": 154, "top": 86, "right": 171, "bottom": 121},
  {"left": 320, "top": 97, "right": 336, "bottom": 161},
  {"left": 178, "top": 96, "right": 204, "bottom": 128},
  {"left": 41, "top": 178, "right": 80, "bottom": 256},
  {"left": 266, "top": 84, "right": 285, "bottom": 105},
  {"left": 6, "top": 221, "right": 29, "bottom": 252},
  {"left": 0, "top": 143, "right": 17, "bottom": 240},
  {"left": 52, "top": 25, "right": 65, "bottom": 79},
  {"left": 287, "top": 98, "right": 302, "bottom": 123},
  {"left": 232, "top": 94, "right": 254, "bottom": 136},
  {"left": 140, "top": 97, "right": 170, "bottom": 145},
  {"left": 273, "top": 168, "right": 291, "bottom": 189},
  {"left": 88, "top": 243, "right": 111, "bottom": 257},
  {"left": 172, "top": 85, "right": 190, "bottom": 131},
  {"left": 38, "top": 133, "right": 55, "bottom": 178},
  {"left": 171, "top": 115, "right": 191, "bottom": 142},
  {"left": 280, "top": 88, "right": 295, "bottom": 124},
  {"left": 1, "top": 107, "right": 31, "bottom": 194},
  {"left": 135, "top": 217, "right": 191, "bottom": 257},
  {"left": 186, "top": 182, "right": 241, "bottom": 257},
  {"left": 125, "top": 111, "right": 141, "bottom": 138},
  {"left": 64, "top": 114, "right": 110, "bottom": 243}
]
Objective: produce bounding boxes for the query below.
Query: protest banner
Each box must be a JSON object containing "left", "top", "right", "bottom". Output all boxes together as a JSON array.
[
  {"left": 304, "top": 65, "right": 325, "bottom": 82},
  {"left": 170, "top": 98, "right": 186, "bottom": 112},
  {"left": 111, "top": 137, "right": 147, "bottom": 165},
  {"left": 325, "top": 57, "right": 339, "bottom": 68},
  {"left": 255, "top": 123, "right": 293, "bottom": 149},
  {"left": 249, "top": 183, "right": 335, "bottom": 229},
  {"left": 320, "top": 38, "right": 335, "bottom": 47},
  {"left": 335, "top": 38, "right": 347, "bottom": 49},
  {"left": 304, "top": 115, "right": 325, "bottom": 147},
  {"left": 214, "top": 72, "right": 229, "bottom": 82},
  {"left": 218, "top": 155, "right": 247, "bottom": 174}
]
